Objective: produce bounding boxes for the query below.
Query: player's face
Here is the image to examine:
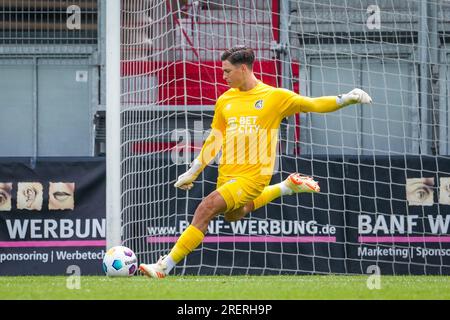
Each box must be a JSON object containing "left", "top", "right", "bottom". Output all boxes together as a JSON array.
[{"left": 222, "top": 60, "right": 245, "bottom": 88}]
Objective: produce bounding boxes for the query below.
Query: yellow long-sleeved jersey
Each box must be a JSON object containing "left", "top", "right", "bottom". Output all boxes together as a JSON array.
[{"left": 196, "top": 81, "right": 343, "bottom": 185}]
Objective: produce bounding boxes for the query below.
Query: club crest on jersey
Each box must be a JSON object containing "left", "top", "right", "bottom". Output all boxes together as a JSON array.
[{"left": 254, "top": 99, "right": 264, "bottom": 110}]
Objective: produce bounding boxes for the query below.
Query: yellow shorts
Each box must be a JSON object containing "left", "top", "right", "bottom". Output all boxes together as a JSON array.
[{"left": 216, "top": 176, "right": 266, "bottom": 213}]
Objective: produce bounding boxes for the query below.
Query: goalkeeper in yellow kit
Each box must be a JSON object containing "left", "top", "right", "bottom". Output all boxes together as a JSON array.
[{"left": 139, "top": 46, "right": 372, "bottom": 278}]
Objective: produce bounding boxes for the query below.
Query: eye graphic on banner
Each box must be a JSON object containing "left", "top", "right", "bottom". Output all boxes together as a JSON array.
[
  {"left": 406, "top": 178, "right": 434, "bottom": 206},
  {"left": 405, "top": 177, "right": 450, "bottom": 206},
  {"left": 0, "top": 183, "right": 12, "bottom": 211}
]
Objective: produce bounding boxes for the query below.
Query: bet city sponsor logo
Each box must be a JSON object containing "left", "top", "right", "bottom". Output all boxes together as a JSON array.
[{"left": 170, "top": 122, "right": 281, "bottom": 175}]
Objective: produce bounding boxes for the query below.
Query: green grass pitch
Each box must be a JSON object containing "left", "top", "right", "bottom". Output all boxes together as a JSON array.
[{"left": 1, "top": 275, "right": 450, "bottom": 299}]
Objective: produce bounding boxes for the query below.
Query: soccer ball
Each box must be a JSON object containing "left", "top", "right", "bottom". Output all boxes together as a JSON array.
[{"left": 102, "top": 246, "right": 138, "bottom": 277}]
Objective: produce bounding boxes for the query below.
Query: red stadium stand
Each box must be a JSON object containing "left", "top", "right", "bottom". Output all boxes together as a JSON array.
[{"left": 121, "top": 60, "right": 299, "bottom": 105}]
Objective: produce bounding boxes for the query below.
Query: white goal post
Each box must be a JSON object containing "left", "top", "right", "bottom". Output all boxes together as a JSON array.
[
  {"left": 106, "top": 0, "right": 450, "bottom": 275},
  {"left": 105, "top": 0, "right": 121, "bottom": 248}
]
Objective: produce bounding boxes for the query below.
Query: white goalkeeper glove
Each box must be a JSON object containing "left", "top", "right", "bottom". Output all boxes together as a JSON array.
[
  {"left": 174, "top": 159, "right": 203, "bottom": 191},
  {"left": 337, "top": 88, "right": 373, "bottom": 107}
]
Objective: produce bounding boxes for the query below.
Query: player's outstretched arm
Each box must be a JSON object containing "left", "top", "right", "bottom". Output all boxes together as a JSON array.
[{"left": 298, "top": 88, "right": 372, "bottom": 113}]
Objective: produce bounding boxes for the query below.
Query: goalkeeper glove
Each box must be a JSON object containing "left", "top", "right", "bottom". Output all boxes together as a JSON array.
[
  {"left": 174, "top": 159, "right": 203, "bottom": 191},
  {"left": 337, "top": 88, "right": 372, "bottom": 107}
]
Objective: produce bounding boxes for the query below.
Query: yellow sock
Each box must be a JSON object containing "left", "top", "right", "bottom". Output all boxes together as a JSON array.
[
  {"left": 168, "top": 224, "right": 204, "bottom": 263},
  {"left": 252, "top": 184, "right": 282, "bottom": 210}
]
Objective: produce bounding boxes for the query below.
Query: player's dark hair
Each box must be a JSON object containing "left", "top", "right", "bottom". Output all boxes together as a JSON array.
[{"left": 221, "top": 46, "right": 255, "bottom": 69}]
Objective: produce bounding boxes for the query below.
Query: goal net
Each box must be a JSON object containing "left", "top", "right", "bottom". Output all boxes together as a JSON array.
[{"left": 117, "top": 0, "right": 450, "bottom": 275}]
